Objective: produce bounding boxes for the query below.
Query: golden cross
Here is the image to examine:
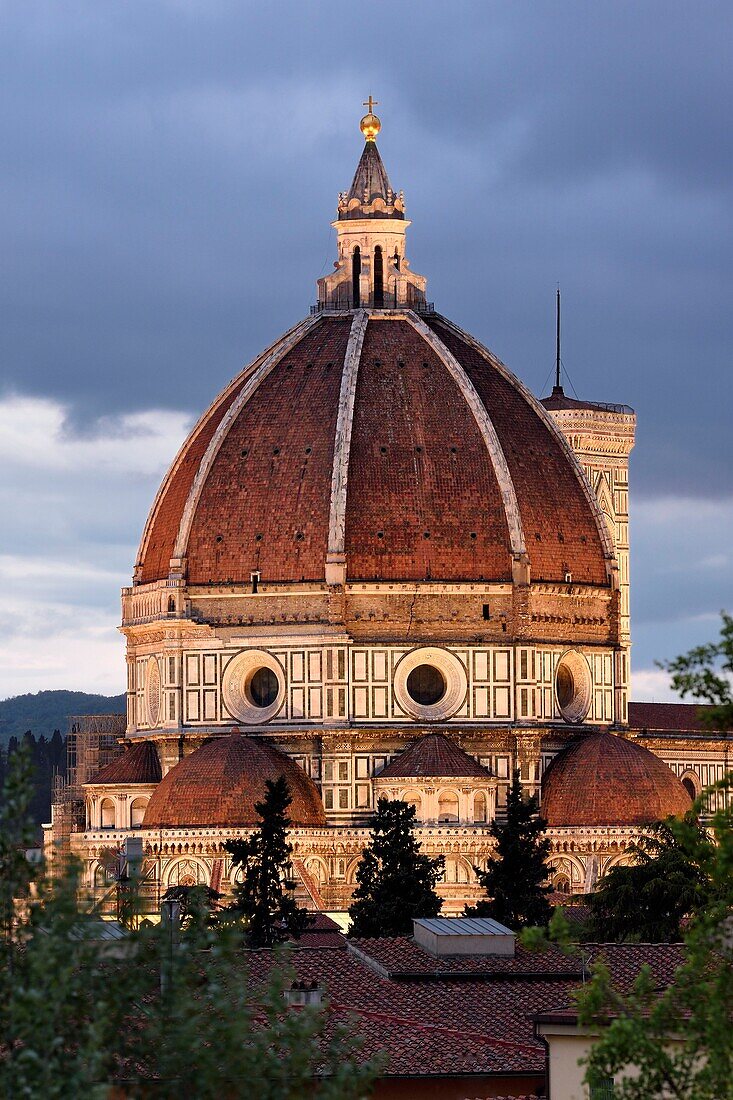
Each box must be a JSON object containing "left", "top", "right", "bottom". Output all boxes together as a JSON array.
[{"left": 362, "top": 95, "right": 379, "bottom": 113}]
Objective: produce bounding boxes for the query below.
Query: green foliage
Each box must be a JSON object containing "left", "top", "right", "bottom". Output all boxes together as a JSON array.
[
  {"left": 348, "top": 798, "right": 444, "bottom": 937},
  {"left": 0, "top": 689, "right": 125, "bottom": 746},
  {"left": 520, "top": 905, "right": 577, "bottom": 955},
  {"left": 0, "top": 747, "right": 381, "bottom": 1098},
  {"left": 162, "top": 883, "right": 221, "bottom": 928},
  {"left": 658, "top": 610, "right": 733, "bottom": 731},
  {"left": 224, "top": 776, "right": 312, "bottom": 947},
  {"left": 588, "top": 816, "right": 714, "bottom": 942},
  {"left": 465, "top": 768, "right": 552, "bottom": 929},
  {"left": 578, "top": 779, "right": 733, "bottom": 1100},
  {"left": 0, "top": 729, "right": 67, "bottom": 828},
  {"left": 0, "top": 743, "right": 38, "bottom": 945}
]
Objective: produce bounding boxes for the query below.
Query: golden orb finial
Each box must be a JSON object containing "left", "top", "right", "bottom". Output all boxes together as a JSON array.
[{"left": 360, "top": 95, "right": 381, "bottom": 141}]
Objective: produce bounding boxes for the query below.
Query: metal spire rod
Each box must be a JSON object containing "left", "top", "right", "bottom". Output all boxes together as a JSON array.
[{"left": 555, "top": 286, "right": 562, "bottom": 392}]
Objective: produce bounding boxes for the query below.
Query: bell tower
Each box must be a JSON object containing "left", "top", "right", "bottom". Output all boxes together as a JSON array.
[
  {"left": 541, "top": 298, "right": 636, "bottom": 723},
  {"left": 317, "top": 100, "right": 427, "bottom": 310}
]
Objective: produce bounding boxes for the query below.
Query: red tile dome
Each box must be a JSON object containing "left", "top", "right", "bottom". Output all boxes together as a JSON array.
[
  {"left": 541, "top": 732, "right": 692, "bottom": 827},
  {"left": 135, "top": 312, "right": 612, "bottom": 588},
  {"left": 142, "top": 734, "right": 325, "bottom": 829}
]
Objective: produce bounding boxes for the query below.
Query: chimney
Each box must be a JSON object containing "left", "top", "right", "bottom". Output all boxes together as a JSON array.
[{"left": 283, "top": 980, "right": 323, "bottom": 1008}]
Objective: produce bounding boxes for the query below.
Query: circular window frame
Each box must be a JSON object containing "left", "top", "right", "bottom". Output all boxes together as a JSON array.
[
  {"left": 554, "top": 650, "right": 592, "bottom": 724},
  {"left": 393, "top": 647, "right": 467, "bottom": 721},
  {"left": 222, "top": 649, "right": 285, "bottom": 724},
  {"left": 145, "top": 656, "right": 162, "bottom": 728}
]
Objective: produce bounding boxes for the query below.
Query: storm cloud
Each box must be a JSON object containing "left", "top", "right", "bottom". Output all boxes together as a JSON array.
[{"left": 0, "top": 1, "right": 731, "bottom": 696}]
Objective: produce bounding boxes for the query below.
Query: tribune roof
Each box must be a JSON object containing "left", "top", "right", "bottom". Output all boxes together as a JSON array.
[
  {"left": 377, "top": 733, "right": 490, "bottom": 779},
  {"left": 541, "top": 731, "right": 692, "bottom": 827}
]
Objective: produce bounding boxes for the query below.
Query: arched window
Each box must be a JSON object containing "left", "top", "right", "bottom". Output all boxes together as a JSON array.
[
  {"left": 373, "top": 245, "right": 384, "bottom": 307},
  {"left": 402, "top": 790, "right": 422, "bottom": 821},
  {"left": 100, "top": 798, "right": 115, "bottom": 829},
  {"left": 473, "top": 792, "right": 487, "bottom": 823},
  {"left": 167, "top": 596, "right": 175, "bottom": 613},
  {"left": 393, "top": 249, "right": 400, "bottom": 271},
  {"left": 553, "top": 873, "right": 571, "bottom": 895},
  {"left": 352, "top": 246, "right": 361, "bottom": 307},
  {"left": 438, "top": 790, "right": 459, "bottom": 823},
  {"left": 443, "top": 857, "right": 470, "bottom": 884},
  {"left": 682, "top": 776, "right": 696, "bottom": 800},
  {"left": 130, "top": 797, "right": 149, "bottom": 828}
]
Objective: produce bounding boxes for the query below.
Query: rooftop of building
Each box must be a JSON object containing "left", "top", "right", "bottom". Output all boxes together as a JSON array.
[
  {"left": 244, "top": 930, "right": 685, "bottom": 1080},
  {"left": 629, "top": 700, "right": 729, "bottom": 734},
  {"left": 377, "top": 732, "right": 491, "bottom": 779},
  {"left": 541, "top": 730, "right": 692, "bottom": 827}
]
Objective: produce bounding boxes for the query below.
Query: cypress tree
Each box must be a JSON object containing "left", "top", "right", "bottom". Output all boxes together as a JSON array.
[
  {"left": 466, "top": 768, "right": 552, "bottom": 929},
  {"left": 224, "top": 775, "right": 311, "bottom": 947},
  {"left": 348, "top": 798, "right": 444, "bottom": 937}
]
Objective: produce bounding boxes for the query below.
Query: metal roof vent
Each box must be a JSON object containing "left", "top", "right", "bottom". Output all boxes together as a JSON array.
[{"left": 413, "top": 916, "right": 516, "bottom": 957}]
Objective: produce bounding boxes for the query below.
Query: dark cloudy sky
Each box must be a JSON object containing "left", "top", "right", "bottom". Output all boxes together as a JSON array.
[{"left": 0, "top": 1, "right": 731, "bottom": 699}]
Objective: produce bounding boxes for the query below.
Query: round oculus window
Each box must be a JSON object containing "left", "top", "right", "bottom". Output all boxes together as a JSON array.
[
  {"left": 393, "top": 647, "right": 468, "bottom": 721},
  {"left": 406, "top": 664, "right": 446, "bottom": 707},
  {"left": 555, "top": 663, "right": 575, "bottom": 711},
  {"left": 222, "top": 650, "right": 285, "bottom": 724},
  {"left": 554, "top": 650, "right": 593, "bottom": 724},
  {"left": 247, "top": 666, "right": 279, "bottom": 709}
]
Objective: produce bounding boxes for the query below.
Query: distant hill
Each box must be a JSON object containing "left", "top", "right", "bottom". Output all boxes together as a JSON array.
[{"left": 0, "top": 690, "right": 126, "bottom": 746}]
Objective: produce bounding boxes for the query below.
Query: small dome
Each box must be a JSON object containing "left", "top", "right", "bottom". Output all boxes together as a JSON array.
[
  {"left": 89, "top": 741, "right": 161, "bottom": 785},
  {"left": 142, "top": 734, "right": 326, "bottom": 829},
  {"left": 541, "top": 732, "right": 692, "bottom": 827},
  {"left": 378, "top": 733, "right": 490, "bottom": 779}
]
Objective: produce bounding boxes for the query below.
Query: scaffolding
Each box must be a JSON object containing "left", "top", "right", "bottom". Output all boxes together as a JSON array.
[
  {"left": 47, "top": 713, "right": 126, "bottom": 864},
  {"left": 65, "top": 713, "right": 127, "bottom": 797}
]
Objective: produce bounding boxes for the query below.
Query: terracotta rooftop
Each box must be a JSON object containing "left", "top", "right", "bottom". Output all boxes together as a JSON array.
[
  {"left": 377, "top": 733, "right": 490, "bottom": 779},
  {"left": 629, "top": 701, "right": 728, "bottom": 733},
  {"left": 245, "top": 936, "right": 685, "bottom": 1081},
  {"left": 541, "top": 731, "right": 692, "bottom": 827},
  {"left": 142, "top": 734, "right": 326, "bottom": 829},
  {"left": 135, "top": 313, "right": 610, "bottom": 588},
  {"left": 88, "top": 741, "right": 161, "bottom": 786}
]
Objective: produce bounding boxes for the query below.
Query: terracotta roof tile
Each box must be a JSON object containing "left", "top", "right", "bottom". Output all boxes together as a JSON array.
[
  {"left": 244, "top": 939, "right": 684, "bottom": 1079},
  {"left": 541, "top": 731, "right": 692, "bottom": 826},
  {"left": 137, "top": 313, "right": 610, "bottom": 588},
  {"left": 629, "top": 701, "right": 728, "bottom": 733},
  {"left": 142, "top": 734, "right": 325, "bottom": 829},
  {"left": 378, "top": 733, "right": 490, "bottom": 779},
  {"left": 88, "top": 741, "right": 161, "bottom": 785}
]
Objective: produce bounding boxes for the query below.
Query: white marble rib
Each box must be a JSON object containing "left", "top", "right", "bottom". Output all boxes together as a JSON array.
[
  {"left": 327, "top": 309, "right": 369, "bottom": 558},
  {"left": 434, "top": 313, "right": 618, "bottom": 574},
  {"left": 404, "top": 311, "right": 527, "bottom": 562},
  {"left": 170, "top": 314, "right": 322, "bottom": 568}
]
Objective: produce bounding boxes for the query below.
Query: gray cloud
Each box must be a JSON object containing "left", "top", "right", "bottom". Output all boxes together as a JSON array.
[{"left": 0, "top": 1, "right": 730, "bottom": 694}]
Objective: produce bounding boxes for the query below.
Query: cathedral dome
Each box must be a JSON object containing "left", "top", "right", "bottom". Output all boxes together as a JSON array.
[
  {"left": 541, "top": 732, "right": 692, "bottom": 827},
  {"left": 142, "top": 734, "right": 326, "bottom": 829},
  {"left": 135, "top": 312, "right": 612, "bottom": 589}
]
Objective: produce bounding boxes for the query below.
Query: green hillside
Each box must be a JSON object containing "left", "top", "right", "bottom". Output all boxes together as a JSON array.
[{"left": 0, "top": 690, "right": 126, "bottom": 745}]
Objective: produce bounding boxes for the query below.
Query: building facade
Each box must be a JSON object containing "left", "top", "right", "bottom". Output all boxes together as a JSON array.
[{"left": 47, "top": 107, "right": 730, "bottom": 915}]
